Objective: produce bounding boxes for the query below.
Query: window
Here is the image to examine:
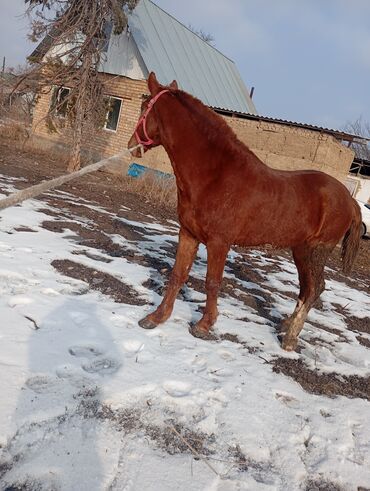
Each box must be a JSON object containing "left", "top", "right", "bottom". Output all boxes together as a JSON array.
[
  {"left": 51, "top": 86, "right": 70, "bottom": 117},
  {"left": 104, "top": 96, "right": 122, "bottom": 131}
]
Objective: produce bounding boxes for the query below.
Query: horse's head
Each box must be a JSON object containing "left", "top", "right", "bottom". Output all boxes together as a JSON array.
[{"left": 128, "top": 72, "right": 178, "bottom": 157}]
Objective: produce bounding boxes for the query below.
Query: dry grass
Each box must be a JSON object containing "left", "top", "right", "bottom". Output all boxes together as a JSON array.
[
  {"left": 0, "top": 92, "right": 34, "bottom": 125},
  {"left": 23, "top": 139, "right": 71, "bottom": 167},
  {"left": 120, "top": 171, "right": 177, "bottom": 210},
  {"left": 0, "top": 120, "right": 70, "bottom": 167},
  {"left": 0, "top": 120, "right": 29, "bottom": 142}
]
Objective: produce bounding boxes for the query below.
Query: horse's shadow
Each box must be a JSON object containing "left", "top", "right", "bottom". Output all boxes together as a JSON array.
[{"left": 0, "top": 297, "right": 122, "bottom": 490}]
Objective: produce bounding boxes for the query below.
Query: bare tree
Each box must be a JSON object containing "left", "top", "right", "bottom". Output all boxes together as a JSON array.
[
  {"left": 343, "top": 117, "right": 370, "bottom": 161},
  {"left": 19, "top": 0, "right": 138, "bottom": 171},
  {"left": 188, "top": 24, "right": 215, "bottom": 45},
  {"left": 10, "top": 65, "right": 38, "bottom": 123},
  {"left": 0, "top": 64, "right": 37, "bottom": 124}
]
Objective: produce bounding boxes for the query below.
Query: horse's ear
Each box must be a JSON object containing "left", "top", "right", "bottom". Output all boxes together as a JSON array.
[
  {"left": 169, "top": 79, "right": 178, "bottom": 90},
  {"left": 148, "top": 72, "right": 160, "bottom": 95}
]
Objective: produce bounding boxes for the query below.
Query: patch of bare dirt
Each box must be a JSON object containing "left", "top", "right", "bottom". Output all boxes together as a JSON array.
[
  {"left": 78, "top": 397, "right": 273, "bottom": 476},
  {"left": 218, "top": 332, "right": 259, "bottom": 353},
  {"left": 13, "top": 226, "right": 37, "bottom": 233},
  {"left": 51, "top": 259, "right": 146, "bottom": 305},
  {"left": 2, "top": 480, "right": 47, "bottom": 491},
  {"left": 345, "top": 316, "right": 370, "bottom": 335},
  {"left": 357, "top": 336, "right": 370, "bottom": 348},
  {"left": 72, "top": 250, "right": 112, "bottom": 263},
  {"left": 41, "top": 219, "right": 139, "bottom": 259},
  {"left": 305, "top": 480, "right": 345, "bottom": 491},
  {"left": 78, "top": 398, "right": 215, "bottom": 456},
  {"left": 42, "top": 220, "right": 86, "bottom": 235},
  {"left": 228, "top": 444, "right": 273, "bottom": 476},
  {"left": 331, "top": 303, "right": 370, "bottom": 335},
  {"left": 272, "top": 357, "right": 370, "bottom": 400}
]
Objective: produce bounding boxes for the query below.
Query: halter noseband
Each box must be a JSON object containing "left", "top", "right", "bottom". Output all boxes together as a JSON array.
[{"left": 134, "top": 89, "right": 170, "bottom": 147}]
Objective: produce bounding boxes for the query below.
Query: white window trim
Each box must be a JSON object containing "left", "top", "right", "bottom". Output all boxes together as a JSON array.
[
  {"left": 103, "top": 95, "right": 123, "bottom": 133},
  {"left": 53, "top": 86, "right": 70, "bottom": 118}
]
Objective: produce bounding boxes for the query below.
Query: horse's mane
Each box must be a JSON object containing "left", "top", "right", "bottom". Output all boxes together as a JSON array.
[{"left": 173, "top": 89, "right": 251, "bottom": 156}]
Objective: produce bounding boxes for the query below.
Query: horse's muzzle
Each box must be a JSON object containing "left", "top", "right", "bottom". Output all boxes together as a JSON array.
[{"left": 128, "top": 136, "right": 143, "bottom": 158}]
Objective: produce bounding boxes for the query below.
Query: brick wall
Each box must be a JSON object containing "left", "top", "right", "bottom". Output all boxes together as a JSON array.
[
  {"left": 32, "top": 74, "right": 354, "bottom": 181},
  {"left": 227, "top": 117, "right": 354, "bottom": 182}
]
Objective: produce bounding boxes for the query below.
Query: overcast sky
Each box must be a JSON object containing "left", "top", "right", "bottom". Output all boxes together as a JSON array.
[{"left": 1, "top": 0, "right": 369, "bottom": 130}]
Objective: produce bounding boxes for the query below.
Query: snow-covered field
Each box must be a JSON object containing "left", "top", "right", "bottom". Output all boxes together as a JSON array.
[{"left": 0, "top": 174, "right": 369, "bottom": 491}]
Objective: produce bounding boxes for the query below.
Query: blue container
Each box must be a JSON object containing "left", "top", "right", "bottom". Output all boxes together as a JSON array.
[{"left": 127, "top": 163, "right": 173, "bottom": 180}]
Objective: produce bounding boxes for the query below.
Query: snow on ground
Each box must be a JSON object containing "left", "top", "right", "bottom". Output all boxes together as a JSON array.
[{"left": 0, "top": 175, "right": 369, "bottom": 491}]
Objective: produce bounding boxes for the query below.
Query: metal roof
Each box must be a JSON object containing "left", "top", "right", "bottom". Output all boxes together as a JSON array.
[{"left": 128, "top": 0, "right": 257, "bottom": 114}]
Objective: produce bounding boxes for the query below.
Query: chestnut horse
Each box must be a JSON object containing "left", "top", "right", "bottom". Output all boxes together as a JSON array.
[{"left": 128, "top": 72, "right": 361, "bottom": 351}]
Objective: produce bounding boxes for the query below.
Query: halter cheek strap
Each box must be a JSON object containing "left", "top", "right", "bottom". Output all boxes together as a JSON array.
[{"left": 134, "top": 89, "right": 170, "bottom": 147}]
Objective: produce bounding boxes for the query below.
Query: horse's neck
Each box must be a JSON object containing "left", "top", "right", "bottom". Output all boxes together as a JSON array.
[
  {"left": 157, "top": 97, "right": 265, "bottom": 199},
  {"left": 157, "top": 99, "right": 216, "bottom": 183}
]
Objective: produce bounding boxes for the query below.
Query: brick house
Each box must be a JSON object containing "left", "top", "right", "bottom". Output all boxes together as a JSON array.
[{"left": 32, "top": 0, "right": 359, "bottom": 182}]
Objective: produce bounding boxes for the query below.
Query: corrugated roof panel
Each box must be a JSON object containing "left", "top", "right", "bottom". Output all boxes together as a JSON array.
[
  {"left": 223, "top": 59, "right": 255, "bottom": 112},
  {"left": 152, "top": 3, "right": 213, "bottom": 105},
  {"left": 128, "top": 0, "right": 256, "bottom": 114},
  {"left": 174, "top": 25, "right": 213, "bottom": 104},
  {"left": 129, "top": 4, "right": 167, "bottom": 83},
  {"left": 152, "top": 5, "right": 203, "bottom": 98},
  {"left": 174, "top": 32, "right": 205, "bottom": 98},
  {"left": 193, "top": 34, "right": 226, "bottom": 106},
  {"left": 206, "top": 45, "right": 241, "bottom": 109}
]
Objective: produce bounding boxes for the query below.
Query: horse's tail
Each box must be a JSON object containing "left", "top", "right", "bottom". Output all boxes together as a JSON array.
[{"left": 341, "top": 199, "right": 362, "bottom": 274}]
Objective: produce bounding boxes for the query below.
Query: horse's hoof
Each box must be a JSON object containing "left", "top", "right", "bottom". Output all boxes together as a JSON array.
[
  {"left": 138, "top": 317, "right": 158, "bottom": 330},
  {"left": 281, "top": 335, "right": 298, "bottom": 352},
  {"left": 189, "top": 324, "right": 215, "bottom": 340}
]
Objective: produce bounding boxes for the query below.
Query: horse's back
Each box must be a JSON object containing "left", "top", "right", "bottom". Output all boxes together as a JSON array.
[{"left": 260, "top": 168, "right": 355, "bottom": 246}]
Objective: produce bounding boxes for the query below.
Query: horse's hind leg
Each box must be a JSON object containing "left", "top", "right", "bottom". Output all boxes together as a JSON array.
[
  {"left": 190, "top": 241, "right": 229, "bottom": 339},
  {"left": 139, "top": 227, "right": 199, "bottom": 329},
  {"left": 281, "top": 243, "right": 333, "bottom": 351}
]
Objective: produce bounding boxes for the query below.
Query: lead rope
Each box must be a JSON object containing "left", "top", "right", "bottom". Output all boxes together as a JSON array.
[{"left": 0, "top": 144, "right": 143, "bottom": 211}]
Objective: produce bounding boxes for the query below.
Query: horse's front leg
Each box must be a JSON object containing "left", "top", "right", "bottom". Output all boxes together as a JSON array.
[
  {"left": 190, "top": 241, "right": 229, "bottom": 340},
  {"left": 139, "top": 227, "right": 199, "bottom": 329}
]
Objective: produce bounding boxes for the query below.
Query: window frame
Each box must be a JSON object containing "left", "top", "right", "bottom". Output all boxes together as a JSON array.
[
  {"left": 51, "top": 86, "right": 71, "bottom": 118},
  {"left": 103, "top": 95, "right": 123, "bottom": 133}
]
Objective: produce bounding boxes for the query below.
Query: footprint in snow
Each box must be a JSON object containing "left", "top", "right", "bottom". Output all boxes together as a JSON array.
[
  {"left": 82, "top": 357, "right": 121, "bottom": 375},
  {"left": 217, "top": 349, "right": 236, "bottom": 361},
  {"left": 163, "top": 380, "right": 192, "bottom": 397},
  {"left": 68, "top": 345, "right": 104, "bottom": 358},
  {"left": 40, "top": 287, "right": 60, "bottom": 297},
  {"left": 190, "top": 355, "right": 208, "bottom": 373},
  {"left": 25, "top": 374, "right": 61, "bottom": 394},
  {"left": 55, "top": 364, "right": 97, "bottom": 390},
  {"left": 68, "top": 344, "right": 121, "bottom": 376}
]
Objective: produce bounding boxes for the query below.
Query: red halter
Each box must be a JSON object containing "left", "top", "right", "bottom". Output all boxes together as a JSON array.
[{"left": 134, "top": 89, "right": 170, "bottom": 147}]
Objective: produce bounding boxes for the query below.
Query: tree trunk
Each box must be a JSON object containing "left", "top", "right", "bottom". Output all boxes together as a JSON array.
[
  {"left": 67, "top": 111, "right": 83, "bottom": 172},
  {"left": 67, "top": 54, "right": 92, "bottom": 173}
]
